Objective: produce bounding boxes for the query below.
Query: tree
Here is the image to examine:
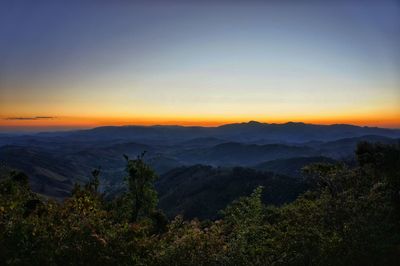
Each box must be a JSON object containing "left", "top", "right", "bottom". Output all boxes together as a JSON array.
[
  {"left": 85, "top": 167, "right": 101, "bottom": 194},
  {"left": 124, "top": 152, "right": 158, "bottom": 222}
]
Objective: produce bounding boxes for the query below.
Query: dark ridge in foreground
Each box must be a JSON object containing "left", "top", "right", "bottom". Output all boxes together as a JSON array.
[{"left": 157, "top": 165, "right": 308, "bottom": 219}]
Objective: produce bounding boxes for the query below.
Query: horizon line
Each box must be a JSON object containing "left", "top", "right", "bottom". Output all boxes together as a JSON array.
[{"left": 1, "top": 120, "right": 400, "bottom": 134}]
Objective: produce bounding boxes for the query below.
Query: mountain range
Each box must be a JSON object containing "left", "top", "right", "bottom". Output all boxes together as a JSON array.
[
  {"left": 1, "top": 121, "right": 399, "bottom": 218},
  {"left": 25, "top": 121, "right": 400, "bottom": 143}
]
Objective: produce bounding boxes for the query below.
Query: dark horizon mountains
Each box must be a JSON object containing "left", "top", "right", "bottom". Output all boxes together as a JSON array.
[
  {"left": 31, "top": 120, "right": 400, "bottom": 143},
  {"left": 1, "top": 121, "right": 399, "bottom": 218}
]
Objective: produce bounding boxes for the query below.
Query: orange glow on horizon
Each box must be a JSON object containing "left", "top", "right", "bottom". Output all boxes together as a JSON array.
[{"left": 1, "top": 113, "right": 399, "bottom": 130}]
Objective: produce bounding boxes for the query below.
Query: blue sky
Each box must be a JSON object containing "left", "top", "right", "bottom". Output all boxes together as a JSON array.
[{"left": 0, "top": 0, "right": 399, "bottom": 131}]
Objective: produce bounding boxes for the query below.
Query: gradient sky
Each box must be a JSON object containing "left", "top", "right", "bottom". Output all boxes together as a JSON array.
[{"left": 0, "top": 0, "right": 399, "bottom": 132}]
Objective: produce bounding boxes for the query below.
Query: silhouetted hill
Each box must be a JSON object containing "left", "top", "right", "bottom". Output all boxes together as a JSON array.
[
  {"left": 178, "top": 137, "right": 228, "bottom": 148},
  {"left": 314, "top": 135, "right": 399, "bottom": 159},
  {"left": 0, "top": 146, "right": 78, "bottom": 198},
  {"left": 174, "top": 142, "right": 317, "bottom": 166},
  {"left": 254, "top": 156, "right": 336, "bottom": 178},
  {"left": 157, "top": 165, "right": 308, "bottom": 219}
]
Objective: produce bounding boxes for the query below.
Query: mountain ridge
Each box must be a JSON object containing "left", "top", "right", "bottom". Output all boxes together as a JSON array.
[{"left": 22, "top": 121, "right": 400, "bottom": 144}]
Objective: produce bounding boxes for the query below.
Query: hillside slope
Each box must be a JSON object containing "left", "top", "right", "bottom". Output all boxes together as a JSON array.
[{"left": 157, "top": 165, "right": 308, "bottom": 219}]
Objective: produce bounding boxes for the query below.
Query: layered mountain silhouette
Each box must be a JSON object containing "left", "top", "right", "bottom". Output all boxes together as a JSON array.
[
  {"left": 1, "top": 121, "right": 399, "bottom": 216},
  {"left": 32, "top": 121, "right": 400, "bottom": 143}
]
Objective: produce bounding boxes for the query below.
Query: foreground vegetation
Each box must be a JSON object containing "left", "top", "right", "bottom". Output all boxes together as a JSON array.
[{"left": 1, "top": 142, "right": 399, "bottom": 265}]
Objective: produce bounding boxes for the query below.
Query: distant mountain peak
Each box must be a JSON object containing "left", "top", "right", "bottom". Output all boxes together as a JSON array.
[
  {"left": 247, "top": 120, "right": 262, "bottom": 124},
  {"left": 284, "top": 121, "right": 306, "bottom": 125}
]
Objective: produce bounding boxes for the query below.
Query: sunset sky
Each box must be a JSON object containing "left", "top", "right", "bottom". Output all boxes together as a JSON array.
[{"left": 0, "top": 0, "right": 399, "bottom": 132}]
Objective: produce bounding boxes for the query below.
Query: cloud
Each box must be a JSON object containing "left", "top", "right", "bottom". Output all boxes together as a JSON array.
[
  {"left": 4, "top": 116, "right": 56, "bottom": 120},
  {"left": 33, "top": 116, "right": 55, "bottom": 119}
]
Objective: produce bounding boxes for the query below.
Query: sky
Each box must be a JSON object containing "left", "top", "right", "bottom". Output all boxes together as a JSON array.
[{"left": 0, "top": 0, "right": 399, "bottom": 132}]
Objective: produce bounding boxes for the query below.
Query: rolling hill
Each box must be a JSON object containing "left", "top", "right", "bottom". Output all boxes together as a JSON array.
[
  {"left": 157, "top": 165, "right": 308, "bottom": 219},
  {"left": 254, "top": 156, "right": 336, "bottom": 178}
]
